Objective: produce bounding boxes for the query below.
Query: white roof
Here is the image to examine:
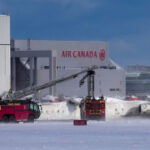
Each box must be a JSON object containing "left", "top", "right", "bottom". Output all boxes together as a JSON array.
[{"left": 109, "top": 59, "right": 123, "bottom": 70}]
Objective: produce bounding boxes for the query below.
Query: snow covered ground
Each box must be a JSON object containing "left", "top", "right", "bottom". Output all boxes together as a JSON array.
[{"left": 1, "top": 118, "right": 150, "bottom": 150}]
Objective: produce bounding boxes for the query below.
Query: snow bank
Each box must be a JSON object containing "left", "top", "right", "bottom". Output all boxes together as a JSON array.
[
  {"left": 105, "top": 97, "right": 147, "bottom": 119},
  {"left": 39, "top": 95, "right": 149, "bottom": 121},
  {"left": 39, "top": 101, "right": 80, "bottom": 120}
]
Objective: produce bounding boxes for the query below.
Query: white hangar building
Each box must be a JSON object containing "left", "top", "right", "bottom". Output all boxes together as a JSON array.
[
  {"left": 12, "top": 40, "right": 126, "bottom": 98},
  {"left": 0, "top": 15, "right": 126, "bottom": 98}
]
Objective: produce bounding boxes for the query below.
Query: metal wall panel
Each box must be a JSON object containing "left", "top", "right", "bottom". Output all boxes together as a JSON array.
[
  {"left": 0, "top": 15, "right": 10, "bottom": 95},
  {"left": 0, "top": 15, "right": 10, "bottom": 44},
  {"left": 0, "top": 46, "right": 10, "bottom": 95},
  {"left": 56, "top": 68, "right": 125, "bottom": 98}
]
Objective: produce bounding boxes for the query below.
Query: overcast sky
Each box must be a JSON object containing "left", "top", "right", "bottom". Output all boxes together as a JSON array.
[{"left": 0, "top": 0, "right": 150, "bottom": 67}]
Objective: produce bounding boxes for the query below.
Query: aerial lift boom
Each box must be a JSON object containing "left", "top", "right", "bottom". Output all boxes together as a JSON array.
[{"left": 6, "top": 66, "right": 98, "bottom": 100}]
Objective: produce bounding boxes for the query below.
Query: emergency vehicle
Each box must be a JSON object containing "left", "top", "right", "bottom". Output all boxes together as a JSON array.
[
  {"left": 84, "top": 98, "right": 105, "bottom": 120},
  {"left": 0, "top": 66, "right": 106, "bottom": 123},
  {"left": 0, "top": 100, "right": 40, "bottom": 122},
  {"left": 79, "top": 70, "right": 106, "bottom": 120}
]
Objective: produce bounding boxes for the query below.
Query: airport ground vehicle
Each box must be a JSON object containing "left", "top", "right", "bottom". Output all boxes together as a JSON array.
[
  {"left": 0, "top": 100, "right": 40, "bottom": 122},
  {"left": 0, "top": 66, "right": 107, "bottom": 122},
  {"left": 84, "top": 98, "right": 105, "bottom": 120},
  {"left": 79, "top": 70, "right": 105, "bottom": 120}
]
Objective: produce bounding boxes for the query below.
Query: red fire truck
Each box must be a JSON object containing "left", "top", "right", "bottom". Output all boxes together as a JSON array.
[
  {"left": 79, "top": 70, "right": 106, "bottom": 120},
  {"left": 0, "top": 100, "right": 40, "bottom": 122},
  {"left": 0, "top": 66, "right": 107, "bottom": 123},
  {"left": 80, "top": 97, "right": 105, "bottom": 120},
  {"left": 85, "top": 98, "right": 105, "bottom": 120}
]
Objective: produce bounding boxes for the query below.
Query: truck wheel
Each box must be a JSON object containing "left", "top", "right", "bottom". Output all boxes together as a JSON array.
[
  {"left": 2, "top": 115, "right": 9, "bottom": 123},
  {"left": 28, "top": 115, "right": 35, "bottom": 122},
  {"left": 9, "top": 115, "right": 15, "bottom": 122}
]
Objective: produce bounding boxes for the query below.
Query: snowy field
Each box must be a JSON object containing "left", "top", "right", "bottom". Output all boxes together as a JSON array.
[{"left": 1, "top": 118, "right": 150, "bottom": 150}]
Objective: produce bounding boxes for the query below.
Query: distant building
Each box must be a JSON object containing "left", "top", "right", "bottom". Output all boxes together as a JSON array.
[
  {"left": 11, "top": 40, "right": 126, "bottom": 98},
  {"left": 126, "top": 65, "right": 150, "bottom": 98}
]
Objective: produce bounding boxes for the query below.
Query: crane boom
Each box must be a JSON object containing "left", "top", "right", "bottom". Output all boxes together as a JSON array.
[{"left": 8, "top": 66, "right": 98, "bottom": 100}]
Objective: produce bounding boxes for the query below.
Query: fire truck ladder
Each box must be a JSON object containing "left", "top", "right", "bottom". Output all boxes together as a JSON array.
[
  {"left": 79, "top": 66, "right": 114, "bottom": 100},
  {"left": 8, "top": 66, "right": 98, "bottom": 100},
  {"left": 80, "top": 70, "right": 95, "bottom": 99}
]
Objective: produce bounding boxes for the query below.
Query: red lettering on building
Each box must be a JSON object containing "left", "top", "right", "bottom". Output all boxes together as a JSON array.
[
  {"left": 99, "top": 48, "right": 106, "bottom": 61},
  {"left": 94, "top": 51, "right": 97, "bottom": 57},
  {"left": 86, "top": 51, "right": 89, "bottom": 57},
  {"left": 89, "top": 51, "right": 93, "bottom": 57},
  {"left": 62, "top": 50, "right": 66, "bottom": 57},
  {"left": 78, "top": 51, "right": 81, "bottom": 57},
  {"left": 61, "top": 49, "right": 106, "bottom": 60},
  {"left": 68, "top": 51, "right": 72, "bottom": 57},
  {"left": 81, "top": 51, "right": 86, "bottom": 57},
  {"left": 73, "top": 51, "right": 77, "bottom": 58}
]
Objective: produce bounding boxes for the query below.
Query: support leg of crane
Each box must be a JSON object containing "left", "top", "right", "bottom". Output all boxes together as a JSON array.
[{"left": 73, "top": 120, "right": 87, "bottom": 126}]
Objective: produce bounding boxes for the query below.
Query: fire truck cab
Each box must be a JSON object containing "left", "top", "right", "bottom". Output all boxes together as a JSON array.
[{"left": 0, "top": 100, "right": 40, "bottom": 122}]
